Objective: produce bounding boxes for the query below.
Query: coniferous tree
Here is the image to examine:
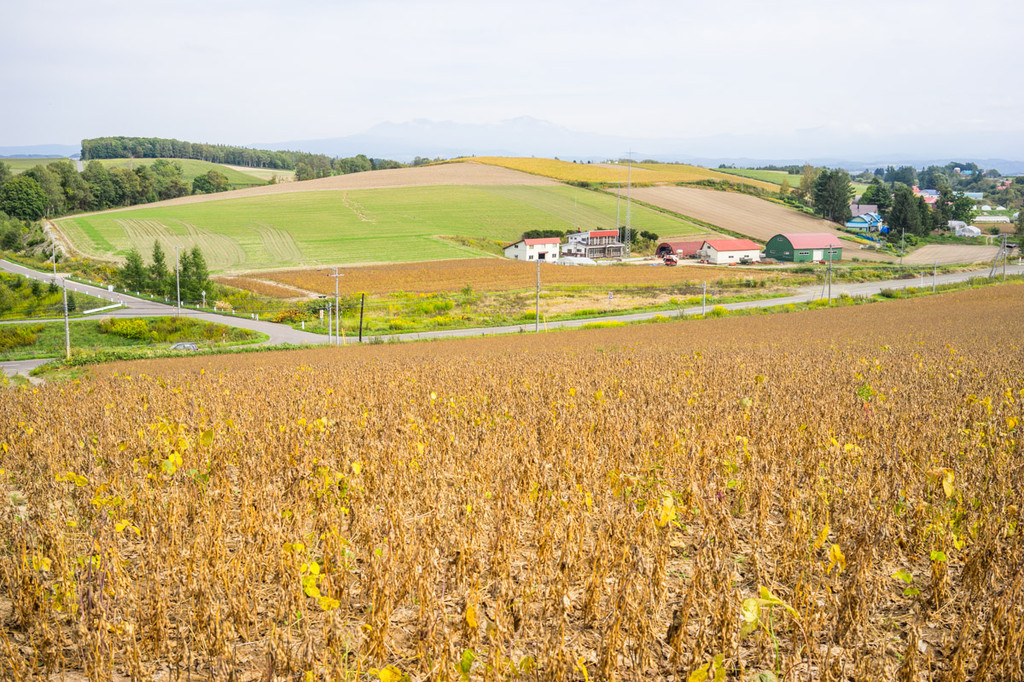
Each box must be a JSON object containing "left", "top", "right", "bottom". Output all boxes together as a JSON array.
[
  {"left": 120, "top": 246, "right": 148, "bottom": 292},
  {"left": 149, "top": 241, "right": 170, "bottom": 297},
  {"left": 888, "top": 184, "right": 921, "bottom": 242}
]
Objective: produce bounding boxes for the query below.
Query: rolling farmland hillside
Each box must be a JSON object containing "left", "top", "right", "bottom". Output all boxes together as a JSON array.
[
  {"left": 54, "top": 179, "right": 707, "bottom": 271},
  {"left": 465, "top": 157, "right": 777, "bottom": 191},
  {"left": 624, "top": 186, "right": 894, "bottom": 261}
]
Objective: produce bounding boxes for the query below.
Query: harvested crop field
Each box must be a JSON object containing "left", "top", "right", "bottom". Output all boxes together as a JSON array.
[
  {"left": 901, "top": 244, "right": 1001, "bottom": 266},
  {"left": 625, "top": 186, "right": 894, "bottom": 262},
  {"left": 3, "top": 284, "right": 1023, "bottom": 679},
  {"left": 467, "top": 157, "right": 776, "bottom": 191},
  {"left": 66, "top": 163, "right": 559, "bottom": 215},
  {"left": 242, "top": 259, "right": 785, "bottom": 296}
]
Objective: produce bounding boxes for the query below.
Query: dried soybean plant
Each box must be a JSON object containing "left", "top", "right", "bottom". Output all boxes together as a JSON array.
[{"left": 0, "top": 284, "right": 1022, "bottom": 680}]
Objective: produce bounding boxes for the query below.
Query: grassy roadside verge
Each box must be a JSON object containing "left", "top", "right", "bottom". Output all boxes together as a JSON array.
[{"left": 0, "top": 317, "right": 267, "bottom": 362}]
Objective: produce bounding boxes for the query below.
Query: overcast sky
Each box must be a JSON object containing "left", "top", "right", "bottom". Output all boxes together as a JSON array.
[{"left": 4, "top": 0, "right": 1023, "bottom": 158}]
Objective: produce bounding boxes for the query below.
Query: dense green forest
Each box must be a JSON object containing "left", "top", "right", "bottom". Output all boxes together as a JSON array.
[
  {"left": 0, "top": 137, "right": 408, "bottom": 220},
  {"left": 81, "top": 136, "right": 404, "bottom": 181}
]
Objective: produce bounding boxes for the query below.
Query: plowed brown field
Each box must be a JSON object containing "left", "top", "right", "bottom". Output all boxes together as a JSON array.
[
  {"left": 626, "top": 186, "right": 895, "bottom": 262},
  {"left": 242, "top": 258, "right": 783, "bottom": 296}
]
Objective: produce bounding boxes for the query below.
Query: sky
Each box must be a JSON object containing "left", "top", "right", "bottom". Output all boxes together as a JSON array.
[{"left": 3, "top": 0, "right": 1024, "bottom": 160}]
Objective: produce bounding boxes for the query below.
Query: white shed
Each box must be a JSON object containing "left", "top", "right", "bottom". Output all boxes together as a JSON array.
[
  {"left": 700, "top": 239, "right": 762, "bottom": 265},
  {"left": 504, "top": 237, "right": 561, "bottom": 262}
]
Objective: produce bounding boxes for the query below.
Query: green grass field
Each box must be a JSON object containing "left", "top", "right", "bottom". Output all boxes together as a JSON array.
[
  {"left": 717, "top": 168, "right": 872, "bottom": 196},
  {"left": 2, "top": 158, "right": 68, "bottom": 174},
  {"left": 95, "top": 158, "right": 271, "bottom": 190},
  {"left": 714, "top": 168, "right": 801, "bottom": 185},
  {"left": 55, "top": 185, "right": 708, "bottom": 272}
]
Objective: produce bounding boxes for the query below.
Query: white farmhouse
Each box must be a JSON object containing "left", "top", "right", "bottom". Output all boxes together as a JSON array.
[
  {"left": 700, "top": 239, "right": 762, "bottom": 265},
  {"left": 504, "top": 237, "right": 561, "bottom": 262}
]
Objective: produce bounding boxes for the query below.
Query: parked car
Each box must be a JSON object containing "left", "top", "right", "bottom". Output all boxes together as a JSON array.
[{"left": 169, "top": 342, "right": 199, "bottom": 352}]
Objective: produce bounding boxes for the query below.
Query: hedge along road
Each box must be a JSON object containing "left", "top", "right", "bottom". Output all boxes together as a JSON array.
[{"left": 2, "top": 258, "right": 1022, "bottom": 350}]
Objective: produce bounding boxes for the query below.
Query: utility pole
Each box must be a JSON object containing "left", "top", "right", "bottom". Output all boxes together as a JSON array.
[
  {"left": 702, "top": 282, "right": 707, "bottom": 316},
  {"left": 327, "top": 304, "right": 333, "bottom": 345},
  {"left": 827, "top": 244, "right": 834, "bottom": 304},
  {"left": 358, "top": 294, "right": 365, "bottom": 343},
  {"left": 624, "top": 152, "right": 632, "bottom": 257},
  {"left": 173, "top": 245, "right": 182, "bottom": 317},
  {"left": 51, "top": 245, "right": 57, "bottom": 281},
  {"left": 61, "top": 278, "right": 70, "bottom": 361},
  {"left": 535, "top": 257, "right": 541, "bottom": 332},
  {"left": 328, "top": 268, "right": 343, "bottom": 345}
]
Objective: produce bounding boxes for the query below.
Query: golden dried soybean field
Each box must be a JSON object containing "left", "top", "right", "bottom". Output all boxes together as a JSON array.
[{"left": 3, "top": 286, "right": 1024, "bottom": 680}]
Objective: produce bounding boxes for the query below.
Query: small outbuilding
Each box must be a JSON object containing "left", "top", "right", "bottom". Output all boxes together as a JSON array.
[
  {"left": 764, "top": 233, "right": 843, "bottom": 262},
  {"left": 700, "top": 239, "right": 762, "bottom": 265},
  {"left": 504, "top": 237, "right": 561, "bottom": 262},
  {"left": 656, "top": 240, "right": 704, "bottom": 259}
]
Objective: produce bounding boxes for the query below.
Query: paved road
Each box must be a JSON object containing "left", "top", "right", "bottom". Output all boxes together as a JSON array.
[
  {"left": 2, "top": 258, "right": 1022, "bottom": 351},
  {"left": 0, "top": 358, "right": 50, "bottom": 383},
  {"left": 0, "top": 259, "right": 328, "bottom": 345}
]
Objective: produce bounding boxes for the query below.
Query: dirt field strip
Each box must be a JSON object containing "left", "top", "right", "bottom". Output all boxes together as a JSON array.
[{"left": 901, "top": 244, "right": 1001, "bottom": 266}]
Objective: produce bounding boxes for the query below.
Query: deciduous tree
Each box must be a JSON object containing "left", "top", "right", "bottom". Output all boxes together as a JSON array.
[{"left": 0, "top": 176, "right": 48, "bottom": 220}]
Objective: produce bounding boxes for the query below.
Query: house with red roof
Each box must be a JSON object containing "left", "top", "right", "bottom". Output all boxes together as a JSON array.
[
  {"left": 764, "top": 233, "right": 843, "bottom": 262},
  {"left": 503, "top": 237, "right": 561, "bottom": 262},
  {"left": 699, "top": 238, "right": 762, "bottom": 265},
  {"left": 562, "top": 229, "right": 625, "bottom": 259}
]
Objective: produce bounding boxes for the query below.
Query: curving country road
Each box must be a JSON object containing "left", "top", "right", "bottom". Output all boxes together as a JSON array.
[
  {"left": 0, "top": 259, "right": 328, "bottom": 345},
  {"left": 2, "top": 257, "right": 1022, "bottom": 361}
]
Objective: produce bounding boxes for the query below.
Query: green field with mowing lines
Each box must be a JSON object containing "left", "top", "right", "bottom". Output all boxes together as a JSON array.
[
  {"left": 2, "top": 158, "right": 68, "bottom": 173},
  {"left": 715, "top": 168, "right": 802, "bottom": 185},
  {"left": 95, "top": 158, "right": 272, "bottom": 189},
  {"left": 55, "top": 185, "right": 707, "bottom": 271}
]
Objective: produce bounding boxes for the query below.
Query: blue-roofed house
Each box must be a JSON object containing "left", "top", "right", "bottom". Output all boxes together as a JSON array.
[{"left": 846, "top": 212, "right": 886, "bottom": 233}]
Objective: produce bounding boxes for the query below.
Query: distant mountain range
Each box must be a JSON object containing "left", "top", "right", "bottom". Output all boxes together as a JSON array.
[
  {"left": 255, "top": 117, "right": 1024, "bottom": 174},
  {"left": 6, "top": 118, "right": 1024, "bottom": 174}
]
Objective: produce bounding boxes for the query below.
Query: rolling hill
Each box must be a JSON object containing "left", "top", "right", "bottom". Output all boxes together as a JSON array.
[{"left": 53, "top": 163, "right": 709, "bottom": 272}]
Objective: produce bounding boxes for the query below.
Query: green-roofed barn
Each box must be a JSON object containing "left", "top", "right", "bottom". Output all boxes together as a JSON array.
[{"left": 764, "top": 233, "right": 843, "bottom": 262}]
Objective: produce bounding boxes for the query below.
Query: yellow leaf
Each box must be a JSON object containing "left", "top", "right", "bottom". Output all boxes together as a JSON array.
[
  {"left": 199, "top": 429, "right": 214, "bottom": 448},
  {"left": 942, "top": 470, "right": 955, "bottom": 498},
  {"left": 828, "top": 543, "right": 846, "bottom": 575},
  {"left": 465, "top": 603, "right": 478, "bottom": 628},
  {"left": 813, "top": 523, "right": 830, "bottom": 550},
  {"left": 740, "top": 598, "right": 761, "bottom": 637},
  {"left": 688, "top": 665, "right": 709, "bottom": 682}
]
